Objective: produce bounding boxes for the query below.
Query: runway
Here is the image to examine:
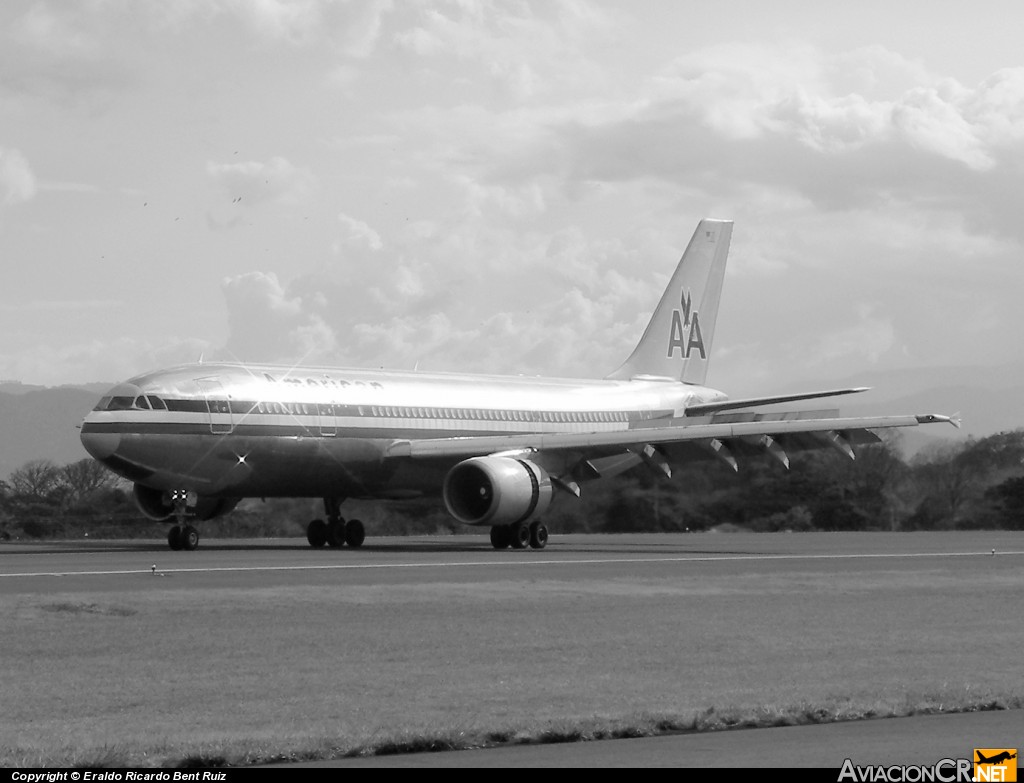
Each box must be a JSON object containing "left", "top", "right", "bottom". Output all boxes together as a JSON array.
[
  {"left": 3, "top": 530, "right": 1022, "bottom": 584},
  {"left": 2, "top": 531, "right": 1022, "bottom": 766}
]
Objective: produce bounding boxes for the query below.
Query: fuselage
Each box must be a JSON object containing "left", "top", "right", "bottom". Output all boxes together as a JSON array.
[{"left": 80, "top": 362, "right": 728, "bottom": 500}]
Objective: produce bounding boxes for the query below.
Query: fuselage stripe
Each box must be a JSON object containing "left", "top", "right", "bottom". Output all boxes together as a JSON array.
[{"left": 108, "top": 397, "right": 646, "bottom": 424}]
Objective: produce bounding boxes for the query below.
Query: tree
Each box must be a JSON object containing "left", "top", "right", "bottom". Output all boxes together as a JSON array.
[
  {"left": 908, "top": 442, "right": 981, "bottom": 527},
  {"left": 59, "top": 459, "right": 117, "bottom": 510},
  {"left": 907, "top": 431, "right": 1024, "bottom": 529},
  {"left": 7, "top": 459, "right": 61, "bottom": 504},
  {"left": 984, "top": 476, "right": 1024, "bottom": 530}
]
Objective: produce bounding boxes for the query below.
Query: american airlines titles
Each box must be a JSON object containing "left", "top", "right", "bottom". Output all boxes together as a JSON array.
[{"left": 262, "top": 372, "right": 384, "bottom": 392}]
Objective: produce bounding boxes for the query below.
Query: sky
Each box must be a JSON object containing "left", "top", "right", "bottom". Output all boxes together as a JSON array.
[{"left": 1, "top": 0, "right": 1023, "bottom": 395}]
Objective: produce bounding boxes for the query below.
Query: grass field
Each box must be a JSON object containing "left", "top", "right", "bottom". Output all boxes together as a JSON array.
[{"left": 1, "top": 532, "right": 1021, "bottom": 766}]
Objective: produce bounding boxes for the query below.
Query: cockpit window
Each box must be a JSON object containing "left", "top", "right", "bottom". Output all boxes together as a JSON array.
[{"left": 95, "top": 393, "right": 164, "bottom": 411}]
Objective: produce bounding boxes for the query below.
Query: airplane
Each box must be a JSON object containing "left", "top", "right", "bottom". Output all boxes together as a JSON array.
[
  {"left": 79, "top": 218, "right": 956, "bottom": 551},
  {"left": 976, "top": 751, "right": 1017, "bottom": 765}
]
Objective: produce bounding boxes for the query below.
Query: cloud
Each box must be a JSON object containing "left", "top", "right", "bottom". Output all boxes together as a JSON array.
[
  {"left": 0, "top": 0, "right": 395, "bottom": 111},
  {"left": 336, "top": 212, "right": 382, "bottom": 251},
  {"left": 60, "top": 0, "right": 396, "bottom": 50},
  {"left": 462, "top": 175, "right": 548, "bottom": 218},
  {"left": 197, "top": 201, "right": 681, "bottom": 381},
  {"left": 223, "top": 0, "right": 325, "bottom": 42},
  {"left": 0, "top": 147, "right": 36, "bottom": 205},
  {"left": 10, "top": 2, "right": 96, "bottom": 56},
  {"left": 0, "top": 3, "right": 134, "bottom": 105},
  {"left": 207, "top": 156, "right": 316, "bottom": 206},
  {"left": 486, "top": 45, "right": 1024, "bottom": 249},
  {"left": 620, "top": 45, "right": 1018, "bottom": 169},
  {"left": 0, "top": 335, "right": 211, "bottom": 386},
  {"left": 810, "top": 305, "right": 896, "bottom": 365},
  {"left": 969, "top": 68, "right": 1024, "bottom": 144},
  {"left": 330, "top": 0, "right": 393, "bottom": 57},
  {"left": 393, "top": 0, "right": 613, "bottom": 100},
  {"left": 0, "top": 298, "right": 121, "bottom": 313},
  {"left": 767, "top": 90, "right": 888, "bottom": 154},
  {"left": 143, "top": 0, "right": 398, "bottom": 58},
  {"left": 892, "top": 83, "right": 995, "bottom": 170},
  {"left": 262, "top": 214, "right": 683, "bottom": 381},
  {"left": 221, "top": 271, "right": 335, "bottom": 362},
  {"left": 9, "top": 5, "right": 1023, "bottom": 398}
]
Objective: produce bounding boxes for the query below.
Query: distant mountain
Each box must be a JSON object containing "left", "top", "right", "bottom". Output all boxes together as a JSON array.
[
  {"left": 0, "top": 381, "right": 112, "bottom": 396},
  {"left": 0, "top": 381, "right": 47, "bottom": 395},
  {"left": 0, "top": 387, "right": 100, "bottom": 481}
]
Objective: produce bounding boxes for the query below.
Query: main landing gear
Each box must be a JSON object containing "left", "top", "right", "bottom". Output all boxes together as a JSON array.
[
  {"left": 166, "top": 490, "right": 200, "bottom": 551},
  {"left": 489, "top": 521, "right": 548, "bottom": 550},
  {"left": 307, "top": 497, "right": 365, "bottom": 549}
]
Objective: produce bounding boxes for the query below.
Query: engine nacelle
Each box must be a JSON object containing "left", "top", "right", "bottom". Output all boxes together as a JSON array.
[
  {"left": 443, "top": 457, "right": 552, "bottom": 526},
  {"left": 132, "top": 484, "right": 240, "bottom": 521},
  {"left": 194, "top": 496, "right": 241, "bottom": 521},
  {"left": 133, "top": 484, "right": 174, "bottom": 521}
]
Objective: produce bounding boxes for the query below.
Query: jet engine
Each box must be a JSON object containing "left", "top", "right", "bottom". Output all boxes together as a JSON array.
[
  {"left": 443, "top": 457, "right": 552, "bottom": 526},
  {"left": 132, "top": 484, "right": 240, "bottom": 521},
  {"left": 133, "top": 484, "right": 174, "bottom": 520},
  {"left": 194, "top": 496, "right": 241, "bottom": 521}
]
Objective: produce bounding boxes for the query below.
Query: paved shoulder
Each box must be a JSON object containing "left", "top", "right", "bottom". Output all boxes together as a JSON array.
[{"left": 297, "top": 711, "right": 1024, "bottom": 768}]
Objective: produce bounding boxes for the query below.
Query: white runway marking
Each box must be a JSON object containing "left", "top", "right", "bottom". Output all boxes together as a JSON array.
[{"left": 2, "top": 549, "right": 1022, "bottom": 578}]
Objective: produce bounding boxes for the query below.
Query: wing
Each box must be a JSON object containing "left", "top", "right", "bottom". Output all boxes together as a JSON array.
[{"left": 386, "top": 409, "right": 957, "bottom": 477}]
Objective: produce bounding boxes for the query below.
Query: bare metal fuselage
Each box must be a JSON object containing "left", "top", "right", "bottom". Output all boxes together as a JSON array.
[{"left": 80, "top": 362, "right": 726, "bottom": 502}]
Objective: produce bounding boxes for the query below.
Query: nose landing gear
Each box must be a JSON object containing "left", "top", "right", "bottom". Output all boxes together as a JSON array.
[{"left": 166, "top": 490, "right": 200, "bottom": 551}]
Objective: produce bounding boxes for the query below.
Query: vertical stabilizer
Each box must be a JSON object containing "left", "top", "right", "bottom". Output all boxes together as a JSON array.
[{"left": 607, "top": 219, "right": 732, "bottom": 384}]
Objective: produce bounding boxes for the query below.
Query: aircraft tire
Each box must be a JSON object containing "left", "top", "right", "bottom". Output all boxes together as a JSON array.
[
  {"left": 327, "top": 518, "right": 346, "bottom": 548},
  {"left": 489, "top": 525, "right": 510, "bottom": 549},
  {"left": 344, "top": 519, "right": 365, "bottom": 548},
  {"left": 181, "top": 525, "right": 200, "bottom": 551},
  {"left": 529, "top": 522, "right": 548, "bottom": 550},
  {"left": 307, "top": 519, "right": 328, "bottom": 548},
  {"left": 510, "top": 522, "right": 530, "bottom": 549},
  {"left": 168, "top": 526, "right": 184, "bottom": 551}
]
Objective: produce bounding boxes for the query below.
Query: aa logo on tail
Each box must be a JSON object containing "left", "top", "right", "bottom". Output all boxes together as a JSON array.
[
  {"left": 975, "top": 749, "right": 1017, "bottom": 782},
  {"left": 667, "top": 288, "right": 706, "bottom": 360}
]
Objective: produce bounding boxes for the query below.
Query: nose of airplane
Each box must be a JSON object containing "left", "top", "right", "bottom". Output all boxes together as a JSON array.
[
  {"left": 80, "top": 429, "right": 121, "bottom": 460},
  {"left": 80, "top": 381, "right": 142, "bottom": 461}
]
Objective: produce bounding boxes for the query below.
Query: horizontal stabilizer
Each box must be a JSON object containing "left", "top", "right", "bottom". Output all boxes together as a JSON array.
[{"left": 684, "top": 387, "right": 870, "bottom": 416}]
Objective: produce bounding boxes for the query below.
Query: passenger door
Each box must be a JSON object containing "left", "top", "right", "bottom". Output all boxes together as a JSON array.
[{"left": 195, "top": 378, "right": 234, "bottom": 435}]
